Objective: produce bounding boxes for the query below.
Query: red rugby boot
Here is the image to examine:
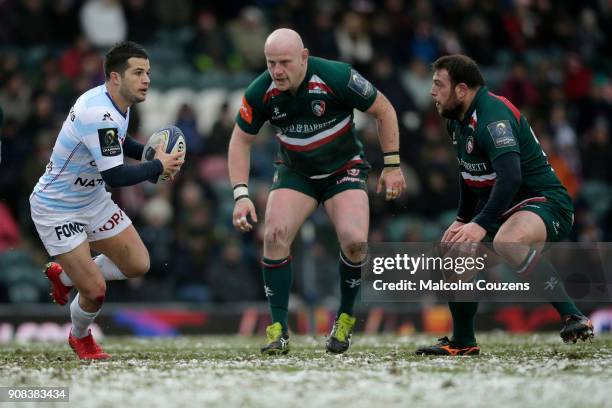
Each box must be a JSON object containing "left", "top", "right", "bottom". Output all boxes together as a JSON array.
[
  {"left": 44, "top": 262, "right": 71, "bottom": 306},
  {"left": 68, "top": 329, "right": 111, "bottom": 360}
]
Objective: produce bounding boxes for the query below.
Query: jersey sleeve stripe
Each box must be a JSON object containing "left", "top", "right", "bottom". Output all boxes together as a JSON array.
[{"left": 488, "top": 92, "right": 521, "bottom": 123}]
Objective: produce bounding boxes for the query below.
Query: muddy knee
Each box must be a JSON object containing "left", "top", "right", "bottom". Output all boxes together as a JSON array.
[
  {"left": 342, "top": 241, "right": 367, "bottom": 262},
  {"left": 263, "top": 225, "right": 292, "bottom": 254}
]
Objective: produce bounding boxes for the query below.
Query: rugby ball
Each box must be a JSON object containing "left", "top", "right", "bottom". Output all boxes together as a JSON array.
[{"left": 142, "top": 125, "right": 187, "bottom": 182}]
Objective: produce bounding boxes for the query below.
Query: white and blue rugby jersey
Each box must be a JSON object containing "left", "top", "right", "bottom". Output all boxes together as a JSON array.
[{"left": 31, "top": 84, "right": 130, "bottom": 211}]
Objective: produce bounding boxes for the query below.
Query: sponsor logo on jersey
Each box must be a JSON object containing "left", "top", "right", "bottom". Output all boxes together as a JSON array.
[
  {"left": 459, "top": 158, "right": 488, "bottom": 172},
  {"left": 311, "top": 100, "right": 326, "bottom": 117},
  {"left": 239, "top": 96, "right": 253, "bottom": 124},
  {"left": 487, "top": 120, "right": 517, "bottom": 148},
  {"left": 271, "top": 106, "right": 287, "bottom": 120},
  {"left": 54, "top": 222, "right": 86, "bottom": 240},
  {"left": 98, "top": 128, "right": 121, "bottom": 157},
  {"left": 278, "top": 118, "right": 337, "bottom": 135},
  {"left": 73, "top": 176, "right": 104, "bottom": 187},
  {"left": 466, "top": 135, "right": 475, "bottom": 153},
  {"left": 69, "top": 107, "right": 75, "bottom": 122},
  {"left": 347, "top": 168, "right": 360, "bottom": 176},
  {"left": 102, "top": 112, "right": 114, "bottom": 121},
  {"left": 348, "top": 69, "right": 375, "bottom": 99}
]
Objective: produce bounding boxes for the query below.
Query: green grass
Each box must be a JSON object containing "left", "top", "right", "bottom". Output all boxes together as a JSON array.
[{"left": 1, "top": 333, "right": 611, "bottom": 407}]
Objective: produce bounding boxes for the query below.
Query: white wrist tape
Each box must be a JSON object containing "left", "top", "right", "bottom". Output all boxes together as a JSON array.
[{"left": 233, "top": 185, "right": 249, "bottom": 201}]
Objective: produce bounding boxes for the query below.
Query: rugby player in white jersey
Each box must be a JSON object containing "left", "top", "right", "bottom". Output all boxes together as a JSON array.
[{"left": 30, "top": 41, "right": 184, "bottom": 359}]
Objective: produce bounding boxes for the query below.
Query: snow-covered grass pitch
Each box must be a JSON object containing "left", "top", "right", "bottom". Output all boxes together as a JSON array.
[{"left": 1, "top": 333, "right": 611, "bottom": 408}]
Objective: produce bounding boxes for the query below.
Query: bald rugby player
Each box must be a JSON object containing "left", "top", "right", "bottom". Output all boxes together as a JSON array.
[{"left": 228, "top": 28, "right": 406, "bottom": 355}]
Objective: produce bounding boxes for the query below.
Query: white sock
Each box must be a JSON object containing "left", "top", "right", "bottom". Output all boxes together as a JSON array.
[
  {"left": 94, "top": 255, "right": 128, "bottom": 281},
  {"left": 58, "top": 255, "right": 126, "bottom": 287},
  {"left": 70, "top": 293, "right": 100, "bottom": 339},
  {"left": 59, "top": 271, "right": 73, "bottom": 286}
]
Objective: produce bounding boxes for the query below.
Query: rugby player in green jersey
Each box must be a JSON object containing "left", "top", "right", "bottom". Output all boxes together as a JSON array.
[
  {"left": 416, "top": 55, "right": 593, "bottom": 356},
  {"left": 228, "top": 28, "right": 406, "bottom": 355}
]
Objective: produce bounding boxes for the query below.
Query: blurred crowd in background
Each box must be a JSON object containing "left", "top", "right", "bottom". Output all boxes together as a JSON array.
[{"left": 0, "top": 0, "right": 611, "bottom": 305}]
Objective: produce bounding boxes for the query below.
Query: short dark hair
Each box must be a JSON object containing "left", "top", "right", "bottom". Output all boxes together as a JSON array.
[
  {"left": 432, "top": 55, "right": 485, "bottom": 89},
  {"left": 104, "top": 41, "right": 149, "bottom": 80}
]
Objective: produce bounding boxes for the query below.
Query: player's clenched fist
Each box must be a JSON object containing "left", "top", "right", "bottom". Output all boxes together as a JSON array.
[
  {"left": 233, "top": 197, "right": 258, "bottom": 232},
  {"left": 376, "top": 167, "right": 407, "bottom": 201}
]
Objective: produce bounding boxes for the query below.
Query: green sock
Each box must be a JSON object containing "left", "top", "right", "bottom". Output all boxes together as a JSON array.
[
  {"left": 262, "top": 256, "right": 292, "bottom": 332},
  {"left": 517, "top": 250, "right": 582, "bottom": 317},
  {"left": 449, "top": 301, "right": 479, "bottom": 346},
  {"left": 337, "top": 251, "right": 363, "bottom": 317}
]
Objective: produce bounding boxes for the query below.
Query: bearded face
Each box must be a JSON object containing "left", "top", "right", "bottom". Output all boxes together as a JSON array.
[
  {"left": 431, "top": 69, "right": 467, "bottom": 121},
  {"left": 438, "top": 89, "right": 465, "bottom": 120}
]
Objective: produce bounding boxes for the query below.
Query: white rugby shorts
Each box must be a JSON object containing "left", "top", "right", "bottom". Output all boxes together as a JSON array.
[{"left": 30, "top": 195, "right": 132, "bottom": 256}]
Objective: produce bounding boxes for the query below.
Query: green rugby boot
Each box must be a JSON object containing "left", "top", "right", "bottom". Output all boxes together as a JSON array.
[
  {"left": 326, "top": 313, "right": 356, "bottom": 354},
  {"left": 260, "top": 322, "right": 290, "bottom": 355}
]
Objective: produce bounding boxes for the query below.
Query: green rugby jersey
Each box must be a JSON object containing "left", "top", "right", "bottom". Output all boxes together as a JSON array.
[
  {"left": 448, "top": 86, "right": 572, "bottom": 215},
  {"left": 236, "top": 56, "right": 377, "bottom": 178}
]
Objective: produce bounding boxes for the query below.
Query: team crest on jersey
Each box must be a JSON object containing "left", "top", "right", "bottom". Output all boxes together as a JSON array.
[
  {"left": 466, "top": 136, "right": 475, "bottom": 154},
  {"left": 311, "top": 100, "right": 326, "bottom": 117},
  {"left": 347, "top": 168, "right": 360, "bottom": 176},
  {"left": 98, "top": 128, "right": 121, "bottom": 157}
]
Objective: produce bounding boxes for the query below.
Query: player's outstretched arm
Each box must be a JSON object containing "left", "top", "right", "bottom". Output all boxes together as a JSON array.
[
  {"left": 101, "top": 144, "right": 183, "bottom": 187},
  {"left": 228, "top": 124, "right": 258, "bottom": 232},
  {"left": 366, "top": 91, "right": 407, "bottom": 201}
]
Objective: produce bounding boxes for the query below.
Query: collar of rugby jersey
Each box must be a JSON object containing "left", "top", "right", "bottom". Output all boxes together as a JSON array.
[{"left": 460, "top": 85, "right": 488, "bottom": 126}]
